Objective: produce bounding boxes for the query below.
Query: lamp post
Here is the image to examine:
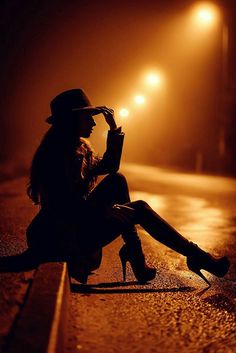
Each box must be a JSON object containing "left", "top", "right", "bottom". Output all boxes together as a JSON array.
[
  {"left": 192, "top": 3, "right": 229, "bottom": 173},
  {"left": 218, "top": 22, "right": 229, "bottom": 160}
]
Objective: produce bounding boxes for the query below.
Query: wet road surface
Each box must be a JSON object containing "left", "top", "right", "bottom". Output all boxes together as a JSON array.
[{"left": 66, "top": 164, "right": 236, "bottom": 353}]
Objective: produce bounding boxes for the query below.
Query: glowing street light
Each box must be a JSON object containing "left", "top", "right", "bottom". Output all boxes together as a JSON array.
[
  {"left": 197, "top": 8, "right": 214, "bottom": 23},
  {"left": 192, "top": 3, "right": 219, "bottom": 27},
  {"left": 146, "top": 72, "right": 162, "bottom": 86},
  {"left": 119, "top": 108, "right": 130, "bottom": 118},
  {"left": 190, "top": 3, "right": 229, "bottom": 170},
  {"left": 134, "top": 95, "right": 146, "bottom": 105}
]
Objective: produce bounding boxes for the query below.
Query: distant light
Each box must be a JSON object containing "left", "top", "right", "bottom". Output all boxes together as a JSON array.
[
  {"left": 134, "top": 95, "right": 146, "bottom": 105},
  {"left": 119, "top": 108, "right": 130, "bottom": 118},
  {"left": 198, "top": 9, "right": 213, "bottom": 23},
  {"left": 146, "top": 72, "right": 162, "bottom": 86},
  {"left": 192, "top": 3, "right": 219, "bottom": 26}
]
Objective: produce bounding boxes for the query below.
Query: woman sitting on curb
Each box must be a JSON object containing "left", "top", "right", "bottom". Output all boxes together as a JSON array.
[{"left": 26, "top": 89, "right": 230, "bottom": 285}]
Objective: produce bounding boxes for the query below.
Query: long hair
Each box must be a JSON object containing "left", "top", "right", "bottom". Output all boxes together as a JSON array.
[
  {"left": 27, "top": 125, "right": 98, "bottom": 205},
  {"left": 27, "top": 126, "right": 57, "bottom": 205},
  {"left": 76, "top": 137, "right": 99, "bottom": 195}
]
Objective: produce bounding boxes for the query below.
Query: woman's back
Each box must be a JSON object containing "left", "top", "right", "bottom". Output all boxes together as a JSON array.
[{"left": 28, "top": 126, "right": 97, "bottom": 219}]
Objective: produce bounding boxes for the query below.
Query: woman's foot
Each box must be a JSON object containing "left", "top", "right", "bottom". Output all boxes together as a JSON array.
[
  {"left": 67, "top": 250, "right": 103, "bottom": 284},
  {"left": 119, "top": 241, "right": 156, "bottom": 283},
  {"left": 186, "top": 242, "right": 230, "bottom": 286},
  {"left": 67, "top": 256, "right": 90, "bottom": 284}
]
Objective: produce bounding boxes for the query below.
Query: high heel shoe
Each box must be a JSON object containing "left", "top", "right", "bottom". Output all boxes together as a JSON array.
[
  {"left": 186, "top": 243, "right": 230, "bottom": 286},
  {"left": 67, "top": 250, "right": 103, "bottom": 284},
  {"left": 119, "top": 243, "right": 156, "bottom": 283},
  {"left": 67, "top": 255, "right": 91, "bottom": 284}
]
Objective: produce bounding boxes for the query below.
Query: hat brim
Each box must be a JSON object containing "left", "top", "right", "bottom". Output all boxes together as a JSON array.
[
  {"left": 71, "top": 106, "right": 102, "bottom": 115},
  {"left": 46, "top": 106, "right": 102, "bottom": 124}
]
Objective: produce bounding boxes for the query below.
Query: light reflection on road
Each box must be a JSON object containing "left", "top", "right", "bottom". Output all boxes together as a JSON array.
[
  {"left": 130, "top": 190, "right": 233, "bottom": 250},
  {"left": 123, "top": 163, "right": 236, "bottom": 194},
  {"left": 122, "top": 163, "right": 236, "bottom": 252}
]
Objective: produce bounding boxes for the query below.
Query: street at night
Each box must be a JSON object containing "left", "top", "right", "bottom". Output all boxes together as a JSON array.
[
  {"left": 1, "top": 1, "right": 236, "bottom": 353},
  {"left": 0, "top": 164, "right": 236, "bottom": 352},
  {"left": 66, "top": 164, "right": 236, "bottom": 353}
]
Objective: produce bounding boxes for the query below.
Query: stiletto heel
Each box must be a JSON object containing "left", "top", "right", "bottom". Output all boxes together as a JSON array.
[
  {"left": 187, "top": 259, "right": 211, "bottom": 286},
  {"left": 119, "top": 243, "right": 156, "bottom": 283},
  {"left": 119, "top": 250, "right": 127, "bottom": 282},
  {"left": 186, "top": 243, "right": 230, "bottom": 286}
]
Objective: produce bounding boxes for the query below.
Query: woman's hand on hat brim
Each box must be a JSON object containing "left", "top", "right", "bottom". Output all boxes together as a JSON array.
[{"left": 96, "top": 106, "right": 117, "bottom": 130}]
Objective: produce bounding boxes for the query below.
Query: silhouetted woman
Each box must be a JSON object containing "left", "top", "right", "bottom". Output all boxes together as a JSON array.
[{"left": 27, "top": 89, "right": 230, "bottom": 285}]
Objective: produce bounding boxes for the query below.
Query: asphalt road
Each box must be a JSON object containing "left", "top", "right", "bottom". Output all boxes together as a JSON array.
[{"left": 66, "top": 164, "right": 236, "bottom": 353}]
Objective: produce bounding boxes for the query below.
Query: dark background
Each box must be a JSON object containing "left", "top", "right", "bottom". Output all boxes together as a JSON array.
[{"left": 0, "top": 0, "right": 235, "bottom": 179}]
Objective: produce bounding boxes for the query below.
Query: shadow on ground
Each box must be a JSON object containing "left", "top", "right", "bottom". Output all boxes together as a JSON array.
[{"left": 70, "top": 281, "right": 195, "bottom": 294}]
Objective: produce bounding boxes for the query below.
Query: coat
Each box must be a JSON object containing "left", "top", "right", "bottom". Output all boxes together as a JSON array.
[{"left": 26, "top": 128, "right": 125, "bottom": 264}]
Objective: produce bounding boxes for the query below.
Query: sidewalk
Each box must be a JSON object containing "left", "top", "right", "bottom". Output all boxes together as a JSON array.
[{"left": 0, "top": 263, "right": 69, "bottom": 353}]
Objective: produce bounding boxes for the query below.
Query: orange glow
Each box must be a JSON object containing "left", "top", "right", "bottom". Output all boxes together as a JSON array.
[
  {"left": 1, "top": 1, "right": 226, "bottom": 172},
  {"left": 198, "top": 9, "right": 214, "bottom": 23},
  {"left": 145, "top": 72, "right": 162, "bottom": 87},
  {"left": 192, "top": 2, "right": 220, "bottom": 27},
  {"left": 119, "top": 108, "right": 130, "bottom": 118},
  {"left": 134, "top": 95, "right": 146, "bottom": 105}
]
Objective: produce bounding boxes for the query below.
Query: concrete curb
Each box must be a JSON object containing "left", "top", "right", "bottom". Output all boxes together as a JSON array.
[{"left": 6, "top": 262, "right": 70, "bottom": 353}]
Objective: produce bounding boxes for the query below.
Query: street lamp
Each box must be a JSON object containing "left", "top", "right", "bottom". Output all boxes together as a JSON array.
[
  {"left": 134, "top": 95, "right": 146, "bottom": 105},
  {"left": 191, "top": 2, "right": 229, "bottom": 172},
  {"left": 192, "top": 2, "right": 220, "bottom": 28},
  {"left": 146, "top": 72, "right": 162, "bottom": 87},
  {"left": 142, "top": 69, "right": 165, "bottom": 89},
  {"left": 119, "top": 108, "right": 130, "bottom": 119},
  {"left": 197, "top": 8, "right": 215, "bottom": 24}
]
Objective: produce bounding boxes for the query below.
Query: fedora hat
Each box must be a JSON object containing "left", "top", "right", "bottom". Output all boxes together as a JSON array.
[{"left": 46, "top": 88, "right": 101, "bottom": 124}]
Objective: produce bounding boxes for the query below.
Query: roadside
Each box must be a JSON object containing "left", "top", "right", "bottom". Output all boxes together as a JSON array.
[
  {"left": 0, "top": 177, "right": 69, "bottom": 353},
  {"left": 0, "top": 177, "right": 35, "bottom": 352}
]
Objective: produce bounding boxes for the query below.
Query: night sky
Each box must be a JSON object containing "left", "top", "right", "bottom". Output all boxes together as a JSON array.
[{"left": 0, "top": 0, "right": 235, "bottom": 176}]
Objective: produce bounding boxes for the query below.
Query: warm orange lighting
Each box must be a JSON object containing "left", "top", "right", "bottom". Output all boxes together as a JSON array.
[
  {"left": 192, "top": 3, "right": 219, "bottom": 26},
  {"left": 198, "top": 9, "right": 214, "bottom": 23},
  {"left": 134, "top": 95, "right": 146, "bottom": 105},
  {"left": 146, "top": 72, "right": 162, "bottom": 86},
  {"left": 119, "top": 108, "right": 130, "bottom": 118}
]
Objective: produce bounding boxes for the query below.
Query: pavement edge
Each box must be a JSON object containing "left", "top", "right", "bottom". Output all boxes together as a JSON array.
[{"left": 7, "top": 262, "right": 70, "bottom": 353}]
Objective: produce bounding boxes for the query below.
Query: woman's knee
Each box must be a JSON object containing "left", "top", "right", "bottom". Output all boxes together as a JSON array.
[
  {"left": 125, "top": 200, "right": 150, "bottom": 224},
  {"left": 107, "top": 172, "right": 127, "bottom": 182},
  {"left": 130, "top": 200, "right": 149, "bottom": 211},
  {"left": 103, "top": 172, "right": 128, "bottom": 188}
]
